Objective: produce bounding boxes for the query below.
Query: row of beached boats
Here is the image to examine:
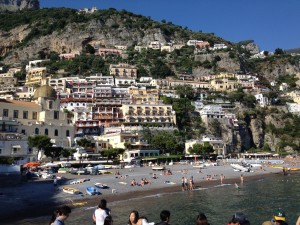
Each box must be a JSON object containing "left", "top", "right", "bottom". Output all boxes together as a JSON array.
[{"left": 62, "top": 182, "right": 109, "bottom": 196}]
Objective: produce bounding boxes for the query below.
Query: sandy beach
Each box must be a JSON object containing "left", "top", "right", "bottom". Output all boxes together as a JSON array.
[{"left": 0, "top": 161, "right": 288, "bottom": 224}]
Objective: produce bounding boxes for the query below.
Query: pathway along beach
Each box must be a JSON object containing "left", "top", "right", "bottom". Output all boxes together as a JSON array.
[{"left": 0, "top": 162, "right": 289, "bottom": 224}]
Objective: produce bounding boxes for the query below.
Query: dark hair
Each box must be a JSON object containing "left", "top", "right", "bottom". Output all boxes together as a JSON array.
[
  {"left": 196, "top": 213, "right": 209, "bottom": 225},
  {"left": 104, "top": 215, "right": 113, "bottom": 225},
  {"left": 128, "top": 210, "right": 139, "bottom": 225},
  {"left": 98, "top": 199, "right": 107, "bottom": 209},
  {"left": 49, "top": 205, "right": 71, "bottom": 225},
  {"left": 160, "top": 210, "right": 170, "bottom": 222}
]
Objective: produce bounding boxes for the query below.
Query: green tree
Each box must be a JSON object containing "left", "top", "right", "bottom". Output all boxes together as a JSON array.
[
  {"left": 44, "top": 146, "right": 63, "bottom": 160},
  {"left": 274, "top": 48, "right": 284, "bottom": 55},
  {"left": 190, "top": 142, "right": 214, "bottom": 156},
  {"left": 175, "top": 85, "right": 194, "bottom": 99},
  {"left": 150, "top": 131, "right": 179, "bottom": 154},
  {"left": 76, "top": 138, "right": 92, "bottom": 148},
  {"left": 28, "top": 135, "right": 52, "bottom": 160},
  {"left": 209, "top": 119, "right": 222, "bottom": 137},
  {"left": 101, "top": 148, "right": 125, "bottom": 161},
  {"left": 61, "top": 148, "right": 76, "bottom": 159}
]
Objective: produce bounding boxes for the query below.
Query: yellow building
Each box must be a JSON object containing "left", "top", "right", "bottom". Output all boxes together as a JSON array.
[
  {"left": 215, "top": 72, "right": 236, "bottom": 79},
  {"left": 109, "top": 63, "right": 137, "bottom": 78},
  {"left": 0, "top": 85, "right": 75, "bottom": 159},
  {"left": 128, "top": 86, "right": 159, "bottom": 104},
  {"left": 210, "top": 78, "right": 239, "bottom": 92},
  {"left": 122, "top": 104, "right": 176, "bottom": 126},
  {"left": 25, "top": 67, "right": 47, "bottom": 86}
]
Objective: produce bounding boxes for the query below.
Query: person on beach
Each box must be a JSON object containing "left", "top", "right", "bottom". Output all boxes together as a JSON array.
[
  {"left": 131, "top": 179, "right": 137, "bottom": 186},
  {"left": 262, "top": 208, "right": 288, "bottom": 225},
  {"left": 155, "top": 210, "right": 171, "bottom": 225},
  {"left": 240, "top": 175, "right": 244, "bottom": 184},
  {"left": 189, "top": 176, "right": 194, "bottom": 190},
  {"left": 229, "top": 212, "right": 250, "bottom": 225},
  {"left": 53, "top": 176, "right": 58, "bottom": 190},
  {"left": 196, "top": 212, "right": 210, "bottom": 225},
  {"left": 181, "top": 177, "right": 185, "bottom": 191},
  {"left": 49, "top": 205, "right": 71, "bottom": 225},
  {"left": 128, "top": 210, "right": 142, "bottom": 225},
  {"left": 220, "top": 174, "right": 225, "bottom": 185},
  {"left": 93, "top": 199, "right": 110, "bottom": 225},
  {"left": 184, "top": 177, "right": 188, "bottom": 190}
]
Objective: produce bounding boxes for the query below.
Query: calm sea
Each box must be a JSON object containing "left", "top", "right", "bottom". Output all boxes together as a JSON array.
[{"left": 16, "top": 173, "right": 300, "bottom": 225}]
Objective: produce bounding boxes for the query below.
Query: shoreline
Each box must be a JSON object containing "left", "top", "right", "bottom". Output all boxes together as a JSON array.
[{"left": 0, "top": 164, "right": 284, "bottom": 224}]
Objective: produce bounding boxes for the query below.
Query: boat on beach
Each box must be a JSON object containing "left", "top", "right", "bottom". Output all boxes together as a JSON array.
[
  {"left": 230, "top": 163, "right": 250, "bottom": 172},
  {"left": 152, "top": 166, "right": 165, "bottom": 171},
  {"left": 62, "top": 186, "right": 80, "bottom": 194},
  {"left": 95, "top": 183, "right": 109, "bottom": 189},
  {"left": 86, "top": 187, "right": 101, "bottom": 195},
  {"left": 70, "top": 178, "right": 90, "bottom": 184}
]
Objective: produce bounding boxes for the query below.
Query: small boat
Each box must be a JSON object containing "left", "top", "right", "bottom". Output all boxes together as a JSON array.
[
  {"left": 95, "top": 183, "right": 109, "bottom": 189},
  {"left": 152, "top": 166, "right": 165, "bottom": 171},
  {"left": 62, "top": 186, "right": 80, "bottom": 194},
  {"left": 230, "top": 164, "right": 250, "bottom": 172},
  {"left": 70, "top": 178, "right": 90, "bottom": 184},
  {"left": 86, "top": 187, "right": 101, "bottom": 195}
]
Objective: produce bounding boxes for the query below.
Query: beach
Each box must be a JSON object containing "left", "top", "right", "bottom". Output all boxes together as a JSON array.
[{"left": 0, "top": 162, "right": 286, "bottom": 224}]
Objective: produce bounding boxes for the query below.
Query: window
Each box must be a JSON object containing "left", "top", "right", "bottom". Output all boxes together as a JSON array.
[
  {"left": 23, "top": 111, "right": 28, "bottom": 119},
  {"left": 45, "top": 128, "right": 48, "bottom": 135},
  {"left": 49, "top": 101, "right": 53, "bottom": 109},
  {"left": 0, "top": 149, "right": 2, "bottom": 154},
  {"left": 12, "top": 148, "right": 18, "bottom": 154},
  {"left": 13, "top": 110, "right": 19, "bottom": 118},
  {"left": 54, "top": 111, "right": 59, "bottom": 119},
  {"left": 32, "top": 112, "right": 37, "bottom": 120},
  {"left": 54, "top": 129, "right": 58, "bottom": 136},
  {"left": 21, "top": 129, "right": 25, "bottom": 134},
  {"left": 66, "top": 130, "right": 70, "bottom": 137},
  {"left": 35, "top": 128, "right": 39, "bottom": 134},
  {"left": 3, "top": 109, "right": 8, "bottom": 117}
]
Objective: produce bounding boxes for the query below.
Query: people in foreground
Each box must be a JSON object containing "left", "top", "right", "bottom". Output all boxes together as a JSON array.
[
  {"left": 155, "top": 210, "right": 171, "bottom": 225},
  {"left": 230, "top": 212, "right": 250, "bottom": 225},
  {"left": 128, "top": 210, "right": 141, "bottom": 225},
  {"left": 196, "top": 212, "right": 210, "bottom": 225},
  {"left": 49, "top": 205, "right": 71, "bottom": 225},
  {"left": 104, "top": 215, "right": 113, "bottom": 225},
  {"left": 262, "top": 208, "right": 288, "bottom": 225},
  {"left": 93, "top": 199, "right": 110, "bottom": 225}
]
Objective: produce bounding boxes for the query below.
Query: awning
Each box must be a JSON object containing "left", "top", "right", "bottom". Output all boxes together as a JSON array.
[
  {"left": 12, "top": 145, "right": 21, "bottom": 148},
  {"left": 142, "top": 158, "right": 157, "bottom": 161}
]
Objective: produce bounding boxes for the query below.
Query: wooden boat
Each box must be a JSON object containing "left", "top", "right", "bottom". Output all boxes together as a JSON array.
[
  {"left": 86, "top": 187, "right": 101, "bottom": 195},
  {"left": 62, "top": 186, "right": 80, "bottom": 194},
  {"left": 95, "top": 183, "right": 109, "bottom": 189}
]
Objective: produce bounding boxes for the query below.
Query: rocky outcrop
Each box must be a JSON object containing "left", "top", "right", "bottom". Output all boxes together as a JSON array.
[
  {"left": 249, "top": 118, "right": 264, "bottom": 148},
  {"left": 0, "top": 0, "right": 39, "bottom": 11}
]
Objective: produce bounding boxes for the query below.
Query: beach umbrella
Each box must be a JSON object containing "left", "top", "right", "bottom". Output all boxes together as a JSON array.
[{"left": 23, "top": 162, "right": 41, "bottom": 167}]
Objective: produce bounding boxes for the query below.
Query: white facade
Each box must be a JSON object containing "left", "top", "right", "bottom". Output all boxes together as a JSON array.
[
  {"left": 185, "top": 136, "right": 224, "bottom": 155},
  {"left": 254, "top": 94, "right": 269, "bottom": 107}
]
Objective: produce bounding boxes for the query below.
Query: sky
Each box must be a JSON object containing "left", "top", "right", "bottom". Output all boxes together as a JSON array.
[{"left": 40, "top": 0, "right": 300, "bottom": 52}]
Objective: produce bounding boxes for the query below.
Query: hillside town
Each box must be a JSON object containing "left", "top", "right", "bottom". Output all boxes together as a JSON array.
[{"left": 1, "top": 36, "right": 299, "bottom": 166}]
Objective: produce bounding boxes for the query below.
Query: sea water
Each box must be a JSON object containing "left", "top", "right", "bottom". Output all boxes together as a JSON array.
[{"left": 16, "top": 173, "right": 300, "bottom": 225}]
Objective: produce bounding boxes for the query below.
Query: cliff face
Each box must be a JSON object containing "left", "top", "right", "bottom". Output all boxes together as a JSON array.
[{"left": 0, "top": 0, "right": 39, "bottom": 11}]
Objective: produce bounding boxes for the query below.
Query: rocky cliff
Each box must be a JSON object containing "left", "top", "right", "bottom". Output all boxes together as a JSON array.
[{"left": 0, "top": 0, "right": 39, "bottom": 11}]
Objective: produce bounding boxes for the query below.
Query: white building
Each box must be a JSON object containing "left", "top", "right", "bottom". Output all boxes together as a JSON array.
[
  {"left": 185, "top": 136, "right": 225, "bottom": 155},
  {"left": 200, "top": 105, "right": 225, "bottom": 124},
  {"left": 255, "top": 94, "right": 269, "bottom": 107}
]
